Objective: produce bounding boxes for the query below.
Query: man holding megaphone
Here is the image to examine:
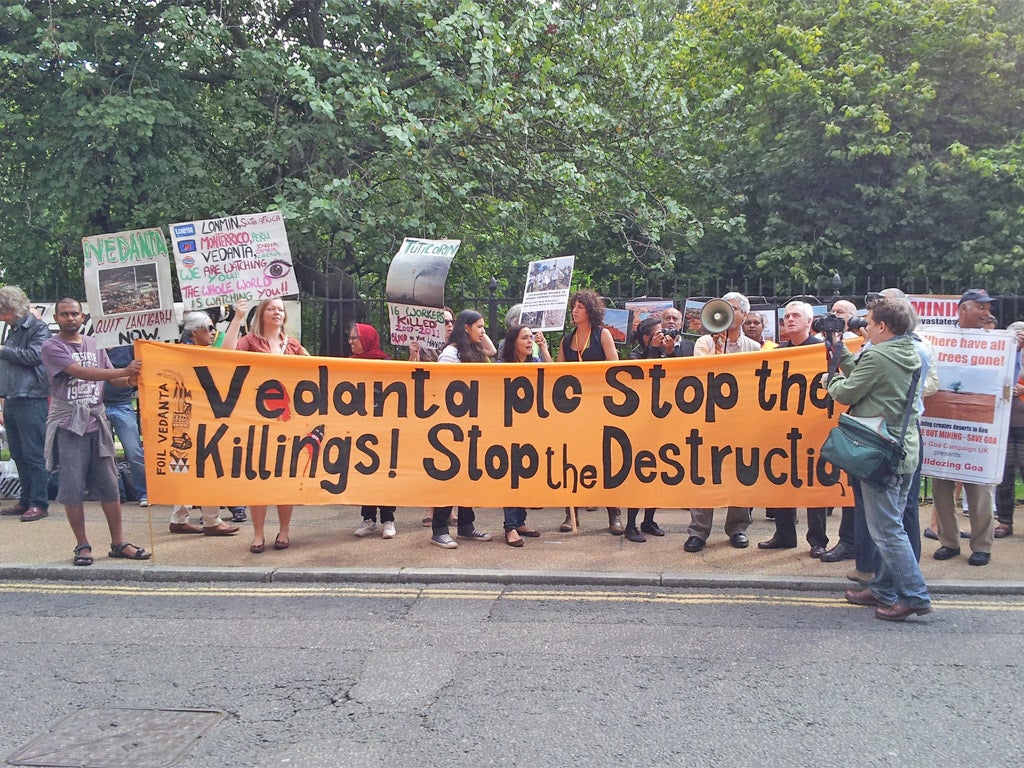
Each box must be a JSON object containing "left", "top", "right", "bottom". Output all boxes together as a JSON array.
[
  {"left": 684, "top": 292, "right": 761, "bottom": 553},
  {"left": 693, "top": 293, "right": 762, "bottom": 356}
]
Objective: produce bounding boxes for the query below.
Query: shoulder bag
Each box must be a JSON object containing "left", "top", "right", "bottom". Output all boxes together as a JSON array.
[{"left": 820, "top": 368, "right": 920, "bottom": 489}]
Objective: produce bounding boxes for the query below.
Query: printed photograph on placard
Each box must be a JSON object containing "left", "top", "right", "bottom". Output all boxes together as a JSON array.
[
  {"left": 624, "top": 299, "right": 674, "bottom": 338},
  {"left": 385, "top": 238, "right": 461, "bottom": 308},
  {"left": 97, "top": 264, "right": 161, "bottom": 315},
  {"left": 520, "top": 255, "right": 575, "bottom": 331},
  {"left": 604, "top": 308, "right": 630, "bottom": 344}
]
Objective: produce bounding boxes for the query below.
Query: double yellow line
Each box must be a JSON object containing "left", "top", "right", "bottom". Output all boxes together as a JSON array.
[{"left": 0, "top": 581, "right": 1020, "bottom": 611}]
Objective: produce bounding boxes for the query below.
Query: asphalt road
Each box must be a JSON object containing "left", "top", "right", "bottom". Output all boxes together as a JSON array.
[{"left": 2, "top": 580, "right": 1022, "bottom": 768}]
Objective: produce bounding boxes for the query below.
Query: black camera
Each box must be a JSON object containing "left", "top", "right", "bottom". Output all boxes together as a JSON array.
[
  {"left": 847, "top": 317, "right": 869, "bottom": 330},
  {"left": 811, "top": 313, "right": 847, "bottom": 335},
  {"left": 662, "top": 328, "right": 681, "bottom": 338}
]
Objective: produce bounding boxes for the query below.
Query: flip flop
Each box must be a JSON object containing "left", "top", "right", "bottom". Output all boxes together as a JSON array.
[
  {"left": 108, "top": 542, "right": 152, "bottom": 560},
  {"left": 73, "top": 544, "right": 94, "bottom": 566}
]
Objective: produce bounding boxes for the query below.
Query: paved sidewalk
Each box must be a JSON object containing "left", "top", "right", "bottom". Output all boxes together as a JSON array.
[{"left": 1, "top": 502, "right": 1023, "bottom": 595}]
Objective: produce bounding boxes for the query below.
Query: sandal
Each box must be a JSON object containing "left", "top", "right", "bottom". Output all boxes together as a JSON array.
[
  {"left": 108, "top": 542, "right": 152, "bottom": 560},
  {"left": 73, "top": 544, "right": 94, "bottom": 566}
]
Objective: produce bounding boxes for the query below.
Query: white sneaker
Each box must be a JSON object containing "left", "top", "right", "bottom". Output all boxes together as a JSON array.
[
  {"left": 382, "top": 521, "right": 397, "bottom": 539},
  {"left": 354, "top": 519, "right": 377, "bottom": 537}
]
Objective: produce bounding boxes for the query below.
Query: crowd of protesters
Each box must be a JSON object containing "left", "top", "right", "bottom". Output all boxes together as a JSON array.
[{"left": 1, "top": 285, "right": 1017, "bottom": 623}]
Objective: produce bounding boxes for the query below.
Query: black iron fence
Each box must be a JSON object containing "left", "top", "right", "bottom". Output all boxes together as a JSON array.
[{"left": 299, "top": 275, "right": 1024, "bottom": 357}]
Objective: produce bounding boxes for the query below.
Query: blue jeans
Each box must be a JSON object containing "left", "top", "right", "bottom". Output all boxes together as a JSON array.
[
  {"left": 4, "top": 397, "right": 49, "bottom": 509},
  {"left": 104, "top": 401, "right": 147, "bottom": 498},
  {"left": 854, "top": 453, "right": 923, "bottom": 571},
  {"left": 861, "top": 473, "right": 931, "bottom": 609},
  {"left": 503, "top": 507, "right": 527, "bottom": 531}
]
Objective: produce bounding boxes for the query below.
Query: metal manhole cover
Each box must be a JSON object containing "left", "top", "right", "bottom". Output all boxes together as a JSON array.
[{"left": 7, "top": 707, "right": 227, "bottom": 768}]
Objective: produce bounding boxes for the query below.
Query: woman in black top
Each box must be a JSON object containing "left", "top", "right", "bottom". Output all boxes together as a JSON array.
[{"left": 556, "top": 289, "right": 623, "bottom": 534}]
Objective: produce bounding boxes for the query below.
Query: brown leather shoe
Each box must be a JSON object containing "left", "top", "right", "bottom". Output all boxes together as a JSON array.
[
  {"left": 875, "top": 603, "right": 933, "bottom": 621},
  {"left": 19, "top": 506, "right": 48, "bottom": 522},
  {"left": 1, "top": 503, "right": 28, "bottom": 517},
  {"left": 169, "top": 522, "right": 205, "bottom": 534},
  {"left": 994, "top": 522, "right": 1013, "bottom": 538},
  {"left": 203, "top": 523, "right": 240, "bottom": 536},
  {"left": 608, "top": 508, "right": 624, "bottom": 535},
  {"left": 844, "top": 588, "right": 888, "bottom": 607},
  {"left": 515, "top": 526, "right": 540, "bottom": 537}
]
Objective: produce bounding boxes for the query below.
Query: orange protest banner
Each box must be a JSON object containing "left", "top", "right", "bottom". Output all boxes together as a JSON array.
[{"left": 137, "top": 340, "right": 852, "bottom": 508}]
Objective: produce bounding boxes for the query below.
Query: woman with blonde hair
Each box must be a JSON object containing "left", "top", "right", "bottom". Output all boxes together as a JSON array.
[{"left": 236, "top": 298, "right": 309, "bottom": 552}]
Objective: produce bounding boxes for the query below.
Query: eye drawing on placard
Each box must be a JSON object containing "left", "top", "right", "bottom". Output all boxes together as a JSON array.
[{"left": 264, "top": 259, "right": 292, "bottom": 279}]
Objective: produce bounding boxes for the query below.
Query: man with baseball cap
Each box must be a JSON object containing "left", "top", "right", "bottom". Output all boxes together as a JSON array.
[{"left": 929, "top": 288, "right": 996, "bottom": 566}]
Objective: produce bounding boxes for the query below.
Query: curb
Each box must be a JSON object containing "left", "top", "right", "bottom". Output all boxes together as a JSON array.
[{"left": 3, "top": 562, "right": 1024, "bottom": 596}]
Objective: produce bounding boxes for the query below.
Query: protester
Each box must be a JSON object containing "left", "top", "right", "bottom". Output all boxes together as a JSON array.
[
  {"left": 348, "top": 322, "right": 399, "bottom": 540},
  {"left": 623, "top": 317, "right": 666, "bottom": 542},
  {"left": 759, "top": 301, "right": 829, "bottom": 556},
  {"left": 827, "top": 297, "right": 932, "bottom": 620},
  {"left": 167, "top": 306, "right": 248, "bottom": 536},
  {"left": 236, "top": 298, "right": 308, "bottom": 553},
  {"left": 429, "top": 309, "right": 495, "bottom": 548},
  {"left": 556, "top": 289, "right": 623, "bottom": 534},
  {"left": 102, "top": 345, "right": 148, "bottom": 509},
  {"left": 0, "top": 286, "right": 52, "bottom": 523},
  {"left": 930, "top": 289, "right": 997, "bottom": 566},
  {"left": 742, "top": 311, "right": 766, "bottom": 345},
  {"left": 40, "top": 298, "right": 150, "bottom": 566},
  {"left": 830, "top": 299, "right": 865, "bottom": 339},
  {"left": 995, "top": 321, "right": 1024, "bottom": 538},
  {"left": 685, "top": 292, "right": 758, "bottom": 552},
  {"left": 409, "top": 305, "right": 457, "bottom": 526},
  {"left": 409, "top": 306, "right": 454, "bottom": 364},
  {"left": 657, "top": 307, "right": 695, "bottom": 357},
  {"left": 498, "top": 323, "right": 550, "bottom": 546}
]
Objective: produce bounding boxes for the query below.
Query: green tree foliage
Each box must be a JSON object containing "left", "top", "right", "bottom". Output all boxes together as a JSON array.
[
  {"left": 671, "top": 0, "right": 1024, "bottom": 293},
  {"left": 1, "top": 0, "right": 1022, "bottom": 303},
  {"left": 0, "top": 0, "right": 703, "bottom": 302}
]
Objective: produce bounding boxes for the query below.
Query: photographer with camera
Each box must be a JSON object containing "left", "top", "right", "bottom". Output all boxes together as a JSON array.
[
  {"left": 831, "top": 300, "right": 866, "bottom": 340},
  {"left": 816, "top": 299, "right": 868, "bottom": 564},
  {"left": 759, "top": 301, "right": 831, "bottom": 556},
  {"left": 826, "top": 297, "right": 932, "bottom": 621},
  {"left": 657, "top": 307, "right": 695, "bottom": 357}
]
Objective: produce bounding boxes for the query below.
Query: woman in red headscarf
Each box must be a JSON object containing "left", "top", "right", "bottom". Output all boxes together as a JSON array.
[
  {"left": 348, "top": 323, "right": 390, "bottom": 360},
  {"left": 347, "top": 323, "right": 399, "bottom": 539}
]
